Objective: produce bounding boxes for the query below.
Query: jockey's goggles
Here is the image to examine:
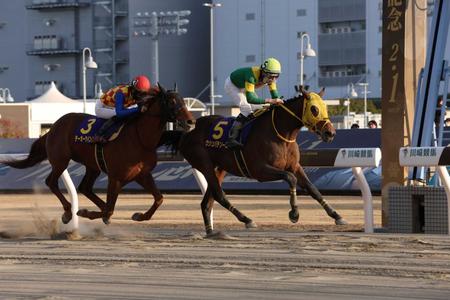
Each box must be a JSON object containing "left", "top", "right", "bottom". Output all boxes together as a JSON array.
[{"left": 266, "top": 73, "right": 279, "bottom": 79}]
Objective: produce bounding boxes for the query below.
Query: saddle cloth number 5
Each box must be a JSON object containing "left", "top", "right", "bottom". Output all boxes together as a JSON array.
[{"left": 212, "top": 120, "right": 229, "bottom": 140}]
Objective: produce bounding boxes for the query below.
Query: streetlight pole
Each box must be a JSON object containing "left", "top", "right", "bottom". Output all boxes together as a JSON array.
[
  {"left": 82, "top": 47, "right": 97, "bottom": 113},
  {"left": 299, "top": 33, "right": 316, "bottom": 87},
  {"left": 346, "top": 83, "right": 358, "bottom": 129},
  {"left": 134, "top": 10, "right": 191, "bottom": 85},
  {"left": 358, "top": 82, "right": 369, "bottom": 128},
  {"left": 151, "top": 12, "right": 159, "bottom": 84},
  {"left": 203, "top": 2, "right": 221, "bottom": 115}
]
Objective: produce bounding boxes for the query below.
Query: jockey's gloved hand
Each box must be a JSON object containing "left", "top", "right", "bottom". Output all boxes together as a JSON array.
[
  {"left": 265, "top": 98, "right": 284, "bottom": 105},
  {"left": 138, "top": 103, "right": 148, "bottom": 113}
]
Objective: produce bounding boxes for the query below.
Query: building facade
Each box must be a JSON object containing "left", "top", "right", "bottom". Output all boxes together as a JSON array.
[
  {"left": 0, "top": 0, "right": 448, "bottom": 107},
  {"left": 0, "top": 0, "right": 209, "bottom": 102},
  {"left": 213, "top": 0, "right": 383, "bottom": 103}
]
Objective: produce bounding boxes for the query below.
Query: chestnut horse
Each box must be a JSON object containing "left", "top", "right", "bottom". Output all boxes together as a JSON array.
[
  {"left": 161, "top": 87, "right": 347, "bottom": 236},
  {"left": 1, "top": 84, "right": 194, "bottom": 225}
]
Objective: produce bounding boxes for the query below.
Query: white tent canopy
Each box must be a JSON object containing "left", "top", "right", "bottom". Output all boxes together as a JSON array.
[{"left": 28, "top": 81, "right": 79, "bottom": 103}]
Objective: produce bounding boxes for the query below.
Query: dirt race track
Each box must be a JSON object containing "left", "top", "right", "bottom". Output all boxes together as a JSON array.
[{"left": 0, "top": 193, "right": 450, "bottom": 299}]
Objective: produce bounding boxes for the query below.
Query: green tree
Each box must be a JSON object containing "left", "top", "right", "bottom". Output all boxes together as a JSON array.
[{"left": 328, "top": 98, "right": 381, "bottom": 116}]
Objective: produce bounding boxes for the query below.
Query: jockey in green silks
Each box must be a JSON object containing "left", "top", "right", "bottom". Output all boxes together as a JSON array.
[{"left": 224, "top": 57, "right": 284, "bottom": 149}]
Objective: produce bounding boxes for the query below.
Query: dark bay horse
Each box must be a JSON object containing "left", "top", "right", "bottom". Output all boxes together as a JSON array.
[
  {"left": 162, "top": 87, "right": 347, "bottom": 236},
  {"left": 1, "top": 84, "right": 194, "bottom": 225}
]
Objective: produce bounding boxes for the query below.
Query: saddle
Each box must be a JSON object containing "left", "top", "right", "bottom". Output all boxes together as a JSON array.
[
  {"left": 205, "top": 106, "right": 270, "bottom": 149},
  {"left": 74, "top": 116, "right": 125, "bottom": 144}
]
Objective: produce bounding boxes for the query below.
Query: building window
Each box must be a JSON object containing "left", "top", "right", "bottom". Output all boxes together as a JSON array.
[
  {"left": 297, "top": 9, "right": 306, "bottom": 17},
  {"left": 245, "top": 13, "right": 255, "bottom": 21},
  {"left": 245, "top": 55, "right": 256, "bottom": 63}
]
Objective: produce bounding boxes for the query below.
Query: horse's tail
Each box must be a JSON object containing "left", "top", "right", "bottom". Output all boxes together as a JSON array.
[
  {"left": 157, "top": 130, "right": 186, "bottom": 154},
  {"left": 1, "top": 134, "right": 48, "bottom": 169}
]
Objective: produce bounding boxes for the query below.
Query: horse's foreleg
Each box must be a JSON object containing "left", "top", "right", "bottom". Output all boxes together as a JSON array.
[
  {"left": 45, "top": 166, "right": 73, "bottom": 224},
  {"left": 132, "top": 174, "right": 163, "bottom": 222},
  {"left": 76, "top": 168, "right": 106, "bottom": 220},
  {"left": 102, "top": 179, "right": 122, "bottom": 224},
  {"left": 259, "top": 165, "right": 299, "bottom": 223},
  {"left": 294, "top": 165, "right": 347, "bottom": 225}
]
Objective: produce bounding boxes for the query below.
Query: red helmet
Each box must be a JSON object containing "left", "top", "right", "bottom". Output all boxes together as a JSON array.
[{"left": 131, "top": 75, "right": 151, "bottom": 92}]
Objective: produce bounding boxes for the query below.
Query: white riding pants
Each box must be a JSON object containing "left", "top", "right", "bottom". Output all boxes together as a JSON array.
[
  {"left": 224, "top": 76, "right": 262, "bottom": 117},
  {"left": 95, "top": 99, "right": 116, "bottom": 119}
]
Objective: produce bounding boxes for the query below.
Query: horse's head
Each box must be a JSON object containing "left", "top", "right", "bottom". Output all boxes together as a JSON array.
[
  {"left": 138, "top": 83, "right": 195, "bottom": 131},
  {"left": 299, "top": 86, "right": 335, "bottom": 142}
]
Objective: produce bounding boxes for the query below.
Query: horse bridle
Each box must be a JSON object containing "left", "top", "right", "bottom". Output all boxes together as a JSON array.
[
  {"left": 271, "top": 95, "right": 330, "bottom": 143},
  {"left": 139, "top": 90, "right": 184, "bottom": 122}
]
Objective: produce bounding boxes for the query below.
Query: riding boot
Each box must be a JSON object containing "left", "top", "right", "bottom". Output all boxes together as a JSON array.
[
  {"left": 93, "top": 117, "right": 116, "bottom": 144},
  {"left": 225, "top": 113, "right": 247, "bottom": 149}
]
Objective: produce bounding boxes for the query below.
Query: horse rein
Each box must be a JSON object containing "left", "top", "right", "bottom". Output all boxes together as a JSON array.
[
  {"left": 271, "top": 101, "right": 304, "bottom": 143},
  {"left": 271, "top": 96, "right": 331, "bottom": 143}
]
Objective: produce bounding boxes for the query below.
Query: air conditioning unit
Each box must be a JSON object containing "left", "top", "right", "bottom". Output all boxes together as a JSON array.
[
  {"left": 334, "top": 71, "right": 340, "bottom": 77},
  {"left": 331, "top": 28, "right": 338, "bottom": 34},
  {"left": 341, "top": 71, "right": 347, "bottom": 76},
  {"left": 327, "top": 28, "right": 333, "bottom": 34},
  {"left": 343, "top": 27, "right": 351, "bottom": 33}
]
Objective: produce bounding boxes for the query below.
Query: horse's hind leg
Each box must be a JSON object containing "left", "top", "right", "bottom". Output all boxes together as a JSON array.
[
  {"left": 132, "top": 173, "right": 163, "bottom": 222},
  {"left": 77, "top": 168, "right": 106, "bottom": 220},
  {"left": 198, "top": 165, "right": 254, "bottom": 235},
  {"left": 294, "top": 164, "right": 347, "bottom": 225},
  {"left": 201, "top": 169, "right": 257, "bottom": 232},
  {"left": 200, "top": 188, "right": 215, "bottom": 233},
  {"left": 102, "top": 178, "right": 122, "bottom": 224},
  {"left": 45, "top": 164, "right": 73, "bottom": 224}
]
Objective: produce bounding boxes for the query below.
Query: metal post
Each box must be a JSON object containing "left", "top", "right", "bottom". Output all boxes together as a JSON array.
[
  {"left": 151, "top": 12, "right": 159, "bottom": 83},
  {"left": 357, "top": 82, "right": 368, "bottom": 128},
  {"left": 347, "top": 97, "right": 350, "bottom": 129},
  {"left": 352, "top": 166, "right": 374, "bottom": 233},
  {"left": 82, "top": 47, "right": 97, "bottom": 114},
  {"left": 82, "top": 50, "right": 87, "bottom": 113},
  {"left": 300, "top": 38, "right": 304, "bottom": 87},
  {"left": 209, "top": 6, "right": 214, "bottom": 114},
  {"left": 61, "top": 169, "right": 79, "bottom": 231},
  {"left": 437, "top": 166, "right": 450, "bottom": 234},
  {"left": 299, "top": 33, "right": 315, "bottom": 87},
  {"left": 363, "top": 84, "right": 367, "bottom": 128},
  {"left": 152, "top": 39, "right": 159, "bottom": 83},
  {"left": 204, "top": 3, "right": 221, "bottom": 115}
]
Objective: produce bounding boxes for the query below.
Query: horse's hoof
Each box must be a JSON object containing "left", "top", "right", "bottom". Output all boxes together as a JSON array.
[
  {"left": 77, "top": 209, "right": 88, "bottom": 218},
  {"left": 245, "top": 221, "right": 257, "bottom": 229},
  {"left": 102, "top": 217, "right": 111, "bottom": 225},
  {"left": 289, "top": 209, "right": 299, "bottom": 223},
  {"left": 335, "top": 218, "right": 348, "bottom": 225},
  {"left": 61, "top": 211, "right": 72, "bottom": 224},
  {"left": 132, "top": 212, "right": 145, "bottom": 222}
]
